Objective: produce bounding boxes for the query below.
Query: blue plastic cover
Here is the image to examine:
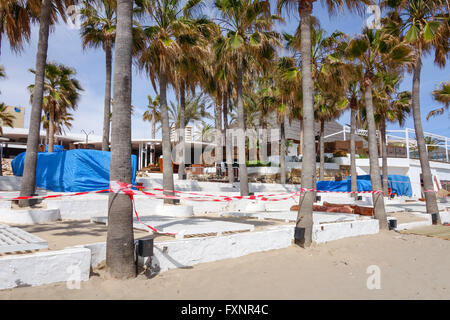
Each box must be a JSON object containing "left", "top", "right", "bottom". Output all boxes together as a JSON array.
[
  {"left": 44, "top": 144, "right": 65, "bottom": 152},
  {"left": 12, "top": 149, "right": 137, "bottom": 192},
  {"left": 316, "top": 174, "right": 412, "bottom": 196}
]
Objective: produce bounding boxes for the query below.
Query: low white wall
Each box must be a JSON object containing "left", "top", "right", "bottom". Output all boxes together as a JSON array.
[
  {"left": 0, "top": 248, "right": 91, "bottom": 290},
  {"left": 83, "top": 219, "right": 380, "bottom": 273},
  {"left": 440, "top": 211, "right": 450, "bottom": 224},
  {"left": 147, "top": 225, "right": 294, "bottom": 274},
  {"left": 0, "top": 176, "right": 22, "bottom": 191},
  {"left": 46, "top": 197, "right": 164, "bottom": 220},
  {"left": 81, "top": 226, "right": 294, "bottom": 270},
  {"left": 312, "top": 219, "right": 379, "bottom": 243},
  {"left": 0, "top": 208, "right": 60, "bottom": 224}
]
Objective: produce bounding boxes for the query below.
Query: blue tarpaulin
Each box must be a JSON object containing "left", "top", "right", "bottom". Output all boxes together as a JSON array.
[
  {"left": 316, "top": 174, "right": 412, "bottom": 197},
  {"left": 44, "top": 144, "right": 65, "bottom": 152},
  {"left": 11, "top": 149, "right": 137, "bottom": 192}
]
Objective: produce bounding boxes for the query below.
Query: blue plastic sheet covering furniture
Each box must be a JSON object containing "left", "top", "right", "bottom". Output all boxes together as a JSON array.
[
  {"left": 316, "top": 174, "right": 412, "bottom": 196},
  {"left": 11, "top": 149, "right": 137, "bottom": 192},
  {"left": 44, "top": 144, "right": 65, "bottom": 152}
]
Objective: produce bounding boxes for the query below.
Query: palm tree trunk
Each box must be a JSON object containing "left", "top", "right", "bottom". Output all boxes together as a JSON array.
[
  {"left": 151, "top": 110, "right": 156, "bottom": 164},
  {"left": 178, "top": 80, "right": 186, "bottom": 180},
  {"left": 280, "top": 114, "right": 287, "bottom": 184},
  {"left": 412, "top": 47, "right": 440, "bottom": 222},
  {"left": 236, "top": 54, "right": 249, "bottom": 196},
  {"left": 105, "top": 0, "right": 135, "bottom": 279},
  {"left": 299, "top": 118, "right": 304, "bottom": 155},
  {"left": 160, "top": 63, "right": 175, "bottom": 204},
  {"left": 319, "top": 119, "right": 325, "bottom": 181},
  {"left": 296, "top": 4, "right": 315, "bottom": 247},
  {"left": 48, "top": 106, "right": 54, "bottom": 152},
  {"left": 215, "top": 94, "right": 223, "bottom": 176},
  {"left": 350, "top": 107, "right": 357, "bottom": 197},
  {"left": 19, "top": 0, "right": 51, "bottom": 207},
  {"left": 381, "top": 119, "right": 389, "bottom": 195},
  {"left": 102, "top": 41, "right": 112, "bottom": 151},
  {"left": 223, "top": 91, "right": 233, "bottom": 183},
  {"left": 258, "top": 114, "right": 268, "bottom": 163},
  {"left": 364, "top": 78, "right": 388, "bottom": 229}
]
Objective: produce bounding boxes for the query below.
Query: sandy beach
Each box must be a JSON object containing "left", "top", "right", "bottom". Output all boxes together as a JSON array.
[{"left": 1, "top": 229, "right": 448, "bottom": 300}]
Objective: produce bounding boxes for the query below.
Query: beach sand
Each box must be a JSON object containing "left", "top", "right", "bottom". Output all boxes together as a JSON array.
[{"left": 0, "top": 229, "right": 449, "bottom": 299}]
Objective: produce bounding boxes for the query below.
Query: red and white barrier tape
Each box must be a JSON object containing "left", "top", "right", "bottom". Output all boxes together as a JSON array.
[{"left": 110, "top": 181, "right": 176, "bottom": 235}]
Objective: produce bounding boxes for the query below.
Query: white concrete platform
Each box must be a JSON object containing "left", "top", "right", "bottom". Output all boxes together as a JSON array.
[
  {"left": 154, "top": 204, "right": 194, "bottom": 217},
  {"left": 91, "top": 215, "right": 255, "bottom": 239},
  {"left": 0, "top": 226, "right": 48, "bottom": 253},
  {"left": 0, "top": 208, "right": 60, "bottom": 224},
  {"left": 220, "top": 210, "right": 361, "bottom": 224}
]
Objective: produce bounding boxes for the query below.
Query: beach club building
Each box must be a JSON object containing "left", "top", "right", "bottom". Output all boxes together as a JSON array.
[{"left": 1, "top": 121, "right": 450, "bottom": 198}]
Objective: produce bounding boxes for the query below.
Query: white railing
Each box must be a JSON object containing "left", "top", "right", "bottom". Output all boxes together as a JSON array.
[{"left": 325, "top": 125, "right": 450, "bottom": 163}]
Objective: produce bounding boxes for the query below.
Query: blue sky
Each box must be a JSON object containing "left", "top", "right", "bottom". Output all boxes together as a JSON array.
[{"left": 0, "top": 1, "right": 448, "bottom": 140}]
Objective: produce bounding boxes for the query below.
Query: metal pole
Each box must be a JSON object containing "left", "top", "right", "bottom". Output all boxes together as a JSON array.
[
  {"left": 446, "top": 137, "right": 448, "bottom": 163},
  {"left": 343, "top": 125, "right": 346, "bottom": 141}
]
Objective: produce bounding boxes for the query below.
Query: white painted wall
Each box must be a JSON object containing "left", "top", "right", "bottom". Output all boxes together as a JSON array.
[{"left": 0, "top": 248, "right": 91, "bottom": 290}]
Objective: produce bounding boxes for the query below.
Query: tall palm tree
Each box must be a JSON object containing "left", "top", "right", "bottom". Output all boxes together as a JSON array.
[
  {"left": 106, "top": 0, "right": 135, "bottom": 279},
  {"left": 214, "top": 0, "right": 281, "bottom": 196},
  {"left": 175, "top": 15, "right": 218, "bottom": 179},
  {"left": 386, "top": 0, "right": 449, "bottom": 222},
  {"left": 277, "top": 0, "right": 364, "bottom": 247},
  {"left": 373, "top": 71, "right": 411, "bottom": 194},
  {"left": 28, "top": 62, "right": 83, "bottom": 152},
  {"left": 346, "top": 27, "right": 413, "bottom": 230},
  {"left": 136, "top": 0, "right": 203, "bottom": 204},
  {"left": 143, "top": 94, "right": 160, "bottom": 164},
  {"left": 427, "top": 81, "right": 450, "bottom": 119},
  {"left": 80, "top": 0, "right": 117, "bottom": 152},
  {"left": 346, "top": 77, "right": 364, "bottom": 196},
  {"left": 19, "top": 0, "right": 71, "bottom": 207},
  {"left": 276, "top": 56, "right": 301, "bottom": 184}
]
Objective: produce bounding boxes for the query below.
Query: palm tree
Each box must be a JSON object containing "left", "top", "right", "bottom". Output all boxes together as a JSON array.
[
  {"left": 19, "top": 0, "right": 69, "bottom": 207},
  {"left": 106, "top": 0, "right": 135, "bottom": 279},
  {"left": 373, "top": 71, "right": 411, "bottom": 194},
  {"left": 346, "top": 27, "right": 413, "bottom": 229},
  {"left": 175, "top": 15, "right": 218, "bottom": 180},
  {"left": 80, "top": 0, "right": 117, "bottom": 152},
  {"left": 386, "top": 0, "right": 448, "bottom": 223},
  {"left": 346, "top": 77, "right": 364, "bottom": 196},
  {"left": 168, "top": 93, "right": 211, "bottom": 127},
  {"left": 276, "top": 56, "right": 301, "bottom": 184},
  {"left": 277, "top": 0, "right": 364, "bottom": 247},
  {"left": 0, "top": 102, "right": 15, "bottom": 176},
  {"left": 136, "top": 0, "right": 204, "bottom": 204},
  {"left": 0, "top": 0, "right": 39, "bottom": 55},
  {"left": 143, "top": 94, "right": 160, "bottom": 164},
  {"left": 214, "top": 0, "right": 281, "bottom": 196},
  {"left": 41, "top": 111, "right": 75, "bottom": 138},
  {"left": 28, "top": 62, "right": 83, "bottom": 152},
  {"left": 427, "top": 81, "right": 450, "bottom": 119},
  {"left": 315, "top": 97, "right": 348, "bottom": 180}
]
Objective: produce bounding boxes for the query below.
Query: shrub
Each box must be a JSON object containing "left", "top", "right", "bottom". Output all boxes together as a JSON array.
[
  {"left": 246, "top": 160, "right": 271, "bottom": 167},
  {"left": 333, "top": 150, "right": 348, "bottom": 157}
]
